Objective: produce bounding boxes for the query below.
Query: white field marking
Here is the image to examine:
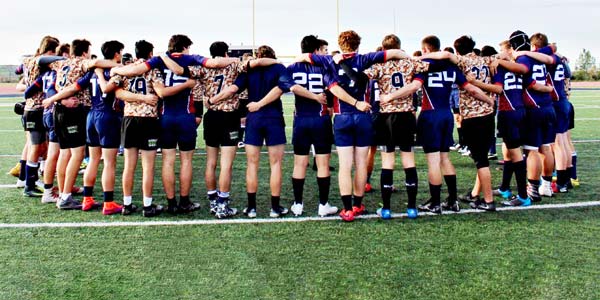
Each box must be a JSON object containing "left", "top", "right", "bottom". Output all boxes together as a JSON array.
[
  {"left": 0, "top": 201, "right": 599, "bottom": 229},
  {"left": 0, "top": 184, "right": 17, "bottom": 189},
  {"left": 1, "top": 139, "right": 600, "bottom": 161}
]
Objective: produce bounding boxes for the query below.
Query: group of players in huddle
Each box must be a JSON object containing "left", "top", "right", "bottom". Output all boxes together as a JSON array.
[{"left": 12, "top": 29, "right": 579, "bottom": 221}]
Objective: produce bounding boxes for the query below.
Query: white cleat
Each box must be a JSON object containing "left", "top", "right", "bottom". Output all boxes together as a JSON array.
[
  {"left": 290, "top": 203, "right": 304, "bottom": 216},
  {"left": 41, "top": 191, "right": 59, "bottom": 204},
  {"left": 318, "top": 202, "right": 338, "bottom": 217},
  {"left": 539, "top": 180, "right": 553, "bottom": 197},
  {"left": 15, "top": 180, "right": 26, "bottom": 188}
]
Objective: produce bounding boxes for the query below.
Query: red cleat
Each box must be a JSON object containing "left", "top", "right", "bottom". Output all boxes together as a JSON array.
[
  {"left": 352, "top": 204, "right": 366, "bottom": 216},
  {"left": 365, "top": 183, "right": 372, "bottom": 193},
  {"left": 102, "top": 202, "right": 123, "bottom": 215},
  {"left": 340, "top": 209, "right": 355, "bottom": 222},
  {"left": 82, "top": 197, "right": 101, "bottom": 211}
]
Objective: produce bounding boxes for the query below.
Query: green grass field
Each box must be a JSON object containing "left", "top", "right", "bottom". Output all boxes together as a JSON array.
[{"left": 0, "top": 90, "right": 599, "bottom": 299}]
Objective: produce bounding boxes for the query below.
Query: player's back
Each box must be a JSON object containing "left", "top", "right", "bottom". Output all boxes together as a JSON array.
[
  {"left": 494, "top": 66, "right": 525, "bottom": 111},
  {"left": 191, "top": 61, "right": 245, "bottom": 112},
  {"left": 516, "top": 55, "right": 552, "bottom": 108},
  {"left": 415, "top": 59, "right": 467, "bottom": 112},
  {"left": 235, "top": 64, "right": 291, "bottom": 118},
  {"left": 287, "top": 62, "right": 332, "bottom": 117}
]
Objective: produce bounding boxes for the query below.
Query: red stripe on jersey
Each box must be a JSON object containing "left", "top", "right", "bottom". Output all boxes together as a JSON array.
[
  {"left": 333, "top": 96, "right": 340, "bottom": 114},
  {"left": 498, "top": 91, "right": 515, "bottom": 111},
  {"left": 320, "top": 104, "right": 328, "bottom": 117},
  {"left": 546, "top": 73, "right": 559, "bottom": 101},
  {"left": 421, "top": 88, "right": 434, "bottom": 111},
  {"left": 522, "top": 89, "right": 539, "bottom": 109},
  {"left": 308, "top": 54, "right": 314, "bottom": 65},
  {"left": 187, "top": 95, "right": 195, "bottom": 114}
]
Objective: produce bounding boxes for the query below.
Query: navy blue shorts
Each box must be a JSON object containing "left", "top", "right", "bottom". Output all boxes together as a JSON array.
[
  {"left": 292, "top": 115, "right": 333, "bottom": 155},
  {"left": 497, "top": 109, "right": 526, "bottom": 150},
  {"left": 333, "top": 113, "right": 374, "bottom": 147},
  {"left": 524, "top": 105, "right": 556, "bottom": 150},
  {"left": 244, "top": 114, "right": 286, "bottom": 147},
  {"left": 86, "top": 110, "right": 122, "bottom": 148},
  {"left": 160, "top": 114, "right": 197, "bottom": 151},
  {"left": 43, "top": 112, "right": 58, "bottom": 143},
  {"left": 553, "top": 99, "right": 571, "bottom": 134},
  {"left": 417, "top": 110, "right": 454, "bottom": 153}
]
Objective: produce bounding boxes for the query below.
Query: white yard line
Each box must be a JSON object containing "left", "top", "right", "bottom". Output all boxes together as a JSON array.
[{"left": 0, "top": 201, "right": 598, "bottom": 229}]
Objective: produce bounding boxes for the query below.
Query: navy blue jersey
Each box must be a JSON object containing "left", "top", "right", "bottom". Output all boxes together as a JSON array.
[
  {"left": 25, "top": 70, "right": 58, "bottom": 114},
  {"left": 413, "top": 59, "right": 468, "bottom": 112},
  {"left": 77, "top": 69, "right": 120, "bottom": 112},
  {"left": 545, "top": 55, "right": 568, "bottom": 101},
  {"left": 146, "top": 54, "right": 207, "bottom": 116},
  {"left": 367, "top": 79, "right": 380, "bottom": 114},
  {"left": 516, "top": 55, "right": 552, "bottom": 107},
  {"left": 234, "top": 64, "right": 293, "bottom": 118},
  {"left": 310, "top": 51, "right": 386, "bottom": 114},
  {"left": 492, "top": 66, "right": 524, "bottom": 111},
  {"left": 287, "top": 62, "right": 337, "bottom": 117}
]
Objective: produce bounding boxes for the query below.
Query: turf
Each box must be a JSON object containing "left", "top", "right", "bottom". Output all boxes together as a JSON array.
[{"left": 0, "top": 90, "right": 599, "bottom": 299}]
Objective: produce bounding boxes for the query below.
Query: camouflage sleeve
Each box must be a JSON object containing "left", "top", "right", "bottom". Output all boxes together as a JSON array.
[
  {"left": 188, "top": 65, "right": 206, "bottom": 80},
  {"left": 411, "top": 58, "right": 430, "bottom": 74},
  {"left": 363, "top": 64, "right": 380, "bottom": 80}
]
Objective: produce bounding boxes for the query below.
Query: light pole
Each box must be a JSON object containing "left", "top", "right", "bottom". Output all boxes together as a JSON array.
[{"left": 253, "top": 0, "right": 256, "bottom": 56}]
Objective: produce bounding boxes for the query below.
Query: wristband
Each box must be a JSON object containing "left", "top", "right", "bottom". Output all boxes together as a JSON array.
[{"left": 353, "top": 100, "right": 358, "bottom": 107}]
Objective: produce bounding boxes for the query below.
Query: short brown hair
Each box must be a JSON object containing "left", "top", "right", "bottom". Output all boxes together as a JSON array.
[
  {"left": 257, "top": 45, "right": 276, "bottom": 59},
  {"left": 37, "top": 36, "right": 60, "bottom": 55},
  {"left": 56, "top": 44, "right": 70, "bottom": 57},
  {"left": 71, "top": 39, "right": 91, "bottom": 57},
  {"left": 530, "top": 33, "right": 548, "bottom": 49},
  {"left": 338, "top": 30, "right": 361, "bottom": 52},
  {"left": 499, "top": 40, "right": 511, "bottom": 51},
  {"left": 421, "top": 35, "right": 441, "bottom": 52},
  {"left": 381, "top": 34, "right": 400, "bottom": 50}
]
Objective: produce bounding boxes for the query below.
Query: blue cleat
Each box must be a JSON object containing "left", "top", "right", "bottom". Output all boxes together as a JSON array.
[
  {"left": 406, "top": 208, "right": 418, "bottom": 219},
  {"left": 376, "top": 208, "right": 392, "bottom": 220},
  {"left": 493, "top": 188, "right": 513, "bottom": 199},
  {"left": 502, "top": 195, "right": 531, "bottom": 207}
]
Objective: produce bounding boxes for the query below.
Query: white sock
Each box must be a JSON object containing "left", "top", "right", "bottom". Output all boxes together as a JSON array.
[
  {"left": 218, "top": 191, "right": 230, "bottom": 198},
  {"left": 26, "top": 161, "right": 39, "bottom": 168},
  {"left": 143, "top": 197, "right": 152, "bottom": 207},
  {"left": 123, "top": 195, "right": 132, "bottom": 206},
  {"left": 207, "top": 190, "right": 217, "bottom": 196},
  {"left": 61, "top": 193, "right": 71, "bottom": 201}
]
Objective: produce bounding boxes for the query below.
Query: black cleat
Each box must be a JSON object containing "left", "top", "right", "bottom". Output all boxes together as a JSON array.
[
  {"left": 458, "top": 192, "right": 479, "bottom": 203},
  {"left": 166, "top": 202, "right": 180, "bottom": 215},
  {"left": 122, "top": 204, "right": 138, "bottom": 216},
  {"left": 178, "top": 202, "right": 201, "bottom": 213},
  {"left": 442, "top": 200, "right": 460, "bottom": 212},
  {"left": 469, "top": 198, "right": 483, "bottom": 209},
  {"left": 143, "top": 204, "right": 163, "bottom": 218},
  {"left": 418, "top": 200, "right": 442, "bottom": 214},
  {"left": 476, "top": 201, "right": 497, "bottom": 212}
]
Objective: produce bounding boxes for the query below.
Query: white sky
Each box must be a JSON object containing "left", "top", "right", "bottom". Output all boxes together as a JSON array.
[{"left": 1, "top": 0, "right": 599, "bottom": 66}]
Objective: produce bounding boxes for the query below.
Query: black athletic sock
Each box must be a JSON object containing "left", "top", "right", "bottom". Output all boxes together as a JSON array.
[
  {"left": 542, "top": 176, "right": 552, "bottom": 183},
  {"left": 103, "top": 191, "right": 114, "bottom": 203},
  {"left": 514, "top": 160, "right": 528, "bottom": 199},
  {"left": 271, "top": 195, "right": 281, "bottom": 209},
  {"left": 18, "top": 160, "right": 26, "bottom": 181},
  {"left": 457, "top": 128, "right": 464, "bottom": 146},
  {"left": 380, "top": 169, "right": 393, "bottom": 210},
  {"left": 429, "top": 183, "right": 442, "bottom": 207},
  {"left": 557, "top": 170, "right": 569, "bottom": 187},
  {"left": 341, "top": 195, "right": 352, "bottom": 211},
  {"left": 44, "top": 183, "right": 53, "bottom": 190},
  {"left": 404, "top": 167, "right": 418, "bottom": 209},
  {"left": 167, "top": 197, "right": 177, "bottom": 207},
  {"left": 566, "top": 167, "right": 574, "bottom": 181},
  {"left": 528, "top": 179, "right": 540, "bottom": 186},
  {"left": 571, "top": 154, "right": 578, "bottom": 179},
  {"left": 317, "top": 176, "right": 330, "bottom": 205},
  {"left": 500, "top": 161, "right": 514, "bottom": 191},
  {"left": 292, "top": 177, "right": 305, "bottom": 204},
  {"left": 247, "top": 193, "right": 257, "bottom": 209},
  {"left": 179, "top": 195, "right": 190, "bottom": 205},
  {"left": 83, "top": 186, "right": 94, "bottom": 197},
  {"left": 25, "top": 162, "right": 39, "bottom": 189},
  {"left": 353, "top": 195, "right": 363, "bottom": 208},
  {"left": 444, "top": 175, "right": 458, "bottom": 204}
]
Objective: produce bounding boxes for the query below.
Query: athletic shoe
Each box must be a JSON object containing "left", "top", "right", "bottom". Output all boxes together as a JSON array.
[
  {"left": 80, "top": 158, "right": 88, "bottom": 170},
  {"left": 352, "top": 204, "right": 366, "bottom": 216},
  {"left": 406, "top": 208, "right": 418, "bottom": 219},
  {"left": 215, "top": 202, "right": 238, "bottom": 219},
  {"left": 339, "top": 209, "right": 355, "bottom": 222},
  {"left": 476, "top": 201, "right": 497, "bottom": 212},
  {"left": 492, "top": 188, "right": 512, "bottom": 199},
  {"left": 318, "top": 202, "right": 338, "bottom": 217},
  {"left": 418, "top": 203, "right": 442, "bottom": 214},
  {"left": 209, "top": 199, "right": 218, "bottom": 215},
  {"left": 502, "top": 195, "right": 531, "bottom": 207},
  {"left": 551, "top": 182, "right": 568, "bottom": 194},
  {"left": 570, "top": 178, "right": 580, "bottom": 187},
  {"left": 166, "top": 202, "right": 179, "bottom": 215},
  {"left": 449, "top": 143, "right": 461, "bottom": 151},
  {"left": 461, "top": 148, "right": 471, "bottom": 156},
  {"left": 179, "top": 202, "right": 201, "bottom": 213},
  {"left": 237, "top": 141, "right": 245, "bottom": 148},
  {"left": 488, "top": 153, "right": 498, "bottom": 160},
  {"left": 7, "top": 163, "right": 20, "bottom": 177},
  {"left": 122, "top": 204, "right": 138, "bottom": 216},
  {"left": 469, "top": 198, "right": 482, "bottom": 209},
  {"left": 143, "top": 204, "right": 163, "bottom": 218},
  {"left": 15, "top": 180, "right": 26, "bottom": 188},
  {"left": 82, "top": 197, "right": 101, "bottom": 211},
  {"left": 539, "top": 181, "right": 553, "bottom": 197},
  {"left": 35, "top": 180, "right": 44, "bottom": 189},
  {"left": 441, "top": 200, "right": 460, "bottom": 212},
  {"left": 23, "top": 186, "right": 44, "bottom": 197},
  {"left": 102, "top": 202, "right": 123, "bottom": 215},
  {"left": 527, "top": 183, "right": 542, "bottom": 203},
  {"left": 41, "top": 190, "right": 59, "bottom": 204},
  {"left": 364, "top": 183, "right": 373, "bottom": 193},
  {"left": 290, "top": 202, "right": 303, "bottom": 216},
  {"left": 243, "top": 207, "right": 257, "bottom": 218},
  {"left": 71, "top": 186, "right": 84, "bottom": 195},
  {"left": 270, "top": 206, "right": 289, "bottom": 218},
  {"left": 459, "top": 192, "right": 480, "bottom": 203},
  {"left": 57, "top": 196, "right": 82, "bottom": 210},
  {"left": 376, "top": 208, "right": 392, "bottom": 220}
]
